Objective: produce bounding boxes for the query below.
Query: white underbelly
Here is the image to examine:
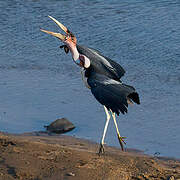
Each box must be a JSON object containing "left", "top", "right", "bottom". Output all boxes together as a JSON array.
[{"left": 81, "top": 68, "right": 91, "bottom": 89}]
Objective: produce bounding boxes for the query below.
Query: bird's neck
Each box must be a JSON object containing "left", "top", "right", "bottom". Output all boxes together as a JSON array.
[
  {"left": 69, "top": 45, "right": 79, "bottom": 61},
  {"left": 68, "top": 44, "right": 90, "bottom": 68}
]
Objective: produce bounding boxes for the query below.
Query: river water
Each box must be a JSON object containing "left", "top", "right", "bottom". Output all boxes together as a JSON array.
[{"left": 0, "top": 0, "right": 180, "bottom": 158}]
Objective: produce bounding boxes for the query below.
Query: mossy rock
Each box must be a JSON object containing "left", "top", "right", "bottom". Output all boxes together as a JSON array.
[{"left": 44, "top": 118, "right": 75, "bottom": 134}]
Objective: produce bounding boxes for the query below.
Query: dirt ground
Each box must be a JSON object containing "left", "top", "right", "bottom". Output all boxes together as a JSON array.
[{"left": 0, "top": 132, "right": 180, "bottom": 180}]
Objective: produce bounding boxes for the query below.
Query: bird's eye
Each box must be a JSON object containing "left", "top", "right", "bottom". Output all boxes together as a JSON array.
[{"left": 65, "top": 34, "right": 71, "bottom": 41}]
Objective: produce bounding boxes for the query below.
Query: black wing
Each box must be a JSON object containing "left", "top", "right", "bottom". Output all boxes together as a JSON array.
[
  {"left": 87, "top": 73, "right": 140, "bottom": 116},
  {"left": 77, "top": 44, "right": 125, "bottom": 80},
  {"left": 102, "top": 55, "right": 125, "bottom": 79}
]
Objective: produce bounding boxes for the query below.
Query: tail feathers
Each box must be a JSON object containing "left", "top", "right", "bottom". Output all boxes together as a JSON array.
[{"left": 127, "top": 92, "right": 140, "bottom": 105}]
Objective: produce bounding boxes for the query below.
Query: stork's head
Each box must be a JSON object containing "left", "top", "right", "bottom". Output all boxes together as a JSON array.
[
  {"left": 41, "top": 16, "right": 90, "bottom": 68},
  {"left": 40, "top": 16, "right": 77, "bottom": 53}
]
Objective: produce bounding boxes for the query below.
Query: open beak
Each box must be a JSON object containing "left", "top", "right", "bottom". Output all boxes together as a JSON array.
[
  {"left": 40, "top": 29, "right": 66, "bottom": 41},
  {"left": 40, "top": 16, "right": 70, "bottom": 42}
]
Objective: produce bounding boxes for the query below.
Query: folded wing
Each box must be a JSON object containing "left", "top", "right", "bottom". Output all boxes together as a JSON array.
[
  {"left": 87, "top": 73, "right": 140, "bottom": 116},
  {"left": 77, "top": 44, "right": 125, "bottom": 81}
]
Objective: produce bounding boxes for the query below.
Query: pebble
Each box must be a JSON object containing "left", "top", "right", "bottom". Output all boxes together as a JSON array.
[{"left": 66, "top": 172, "right": 75, "bottom": 176}]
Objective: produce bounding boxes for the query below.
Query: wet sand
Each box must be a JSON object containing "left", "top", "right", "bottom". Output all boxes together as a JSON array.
[{"left": 0, "top": 132, "right": 180, "bottom": 180}]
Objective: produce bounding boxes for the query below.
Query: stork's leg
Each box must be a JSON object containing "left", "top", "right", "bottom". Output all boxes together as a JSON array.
[
  {"left": 111, "top": 111, "right": 126, "bottom": 151},
  {"left": 98, "top": 106, "right": 111, "bottom": 155}
]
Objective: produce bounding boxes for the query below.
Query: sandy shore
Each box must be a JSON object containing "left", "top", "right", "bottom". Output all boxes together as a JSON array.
[{"left": 0, "top": 132, "right": 179, "bottom": 180}]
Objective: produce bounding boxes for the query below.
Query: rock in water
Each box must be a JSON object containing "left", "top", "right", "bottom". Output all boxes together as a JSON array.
[{"left": 44, "top": 118, "right": 75, "bottom": 134}]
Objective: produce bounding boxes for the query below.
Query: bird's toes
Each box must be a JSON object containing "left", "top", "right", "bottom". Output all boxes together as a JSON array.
[
  {"left": 98, "top": 143, "right": 105, "bottom": 156},
  {"left": 117, "top": 135, "right": 127, "bottom": 151}
]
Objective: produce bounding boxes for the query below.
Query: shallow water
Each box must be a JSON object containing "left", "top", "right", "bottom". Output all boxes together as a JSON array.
[{"left": 0, "top": 0, "right": 180, "bottom": 158}]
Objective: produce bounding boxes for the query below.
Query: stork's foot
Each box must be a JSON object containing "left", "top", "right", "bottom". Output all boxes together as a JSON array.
[
  {"left": 98, "top": 143, "right": 105, "bottom": 156},
  {"left": 117, "top": 134, "right": 126, "bottom": 151}
]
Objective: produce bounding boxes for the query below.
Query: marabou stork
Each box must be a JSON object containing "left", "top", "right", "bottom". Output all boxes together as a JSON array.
[{"left": 41, "top": 16, "right": 140, "bottom": 154}]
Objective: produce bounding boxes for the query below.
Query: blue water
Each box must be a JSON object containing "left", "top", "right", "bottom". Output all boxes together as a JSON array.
[{"left": 0, "top": 0, "right": 180, "bottom": 158}]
